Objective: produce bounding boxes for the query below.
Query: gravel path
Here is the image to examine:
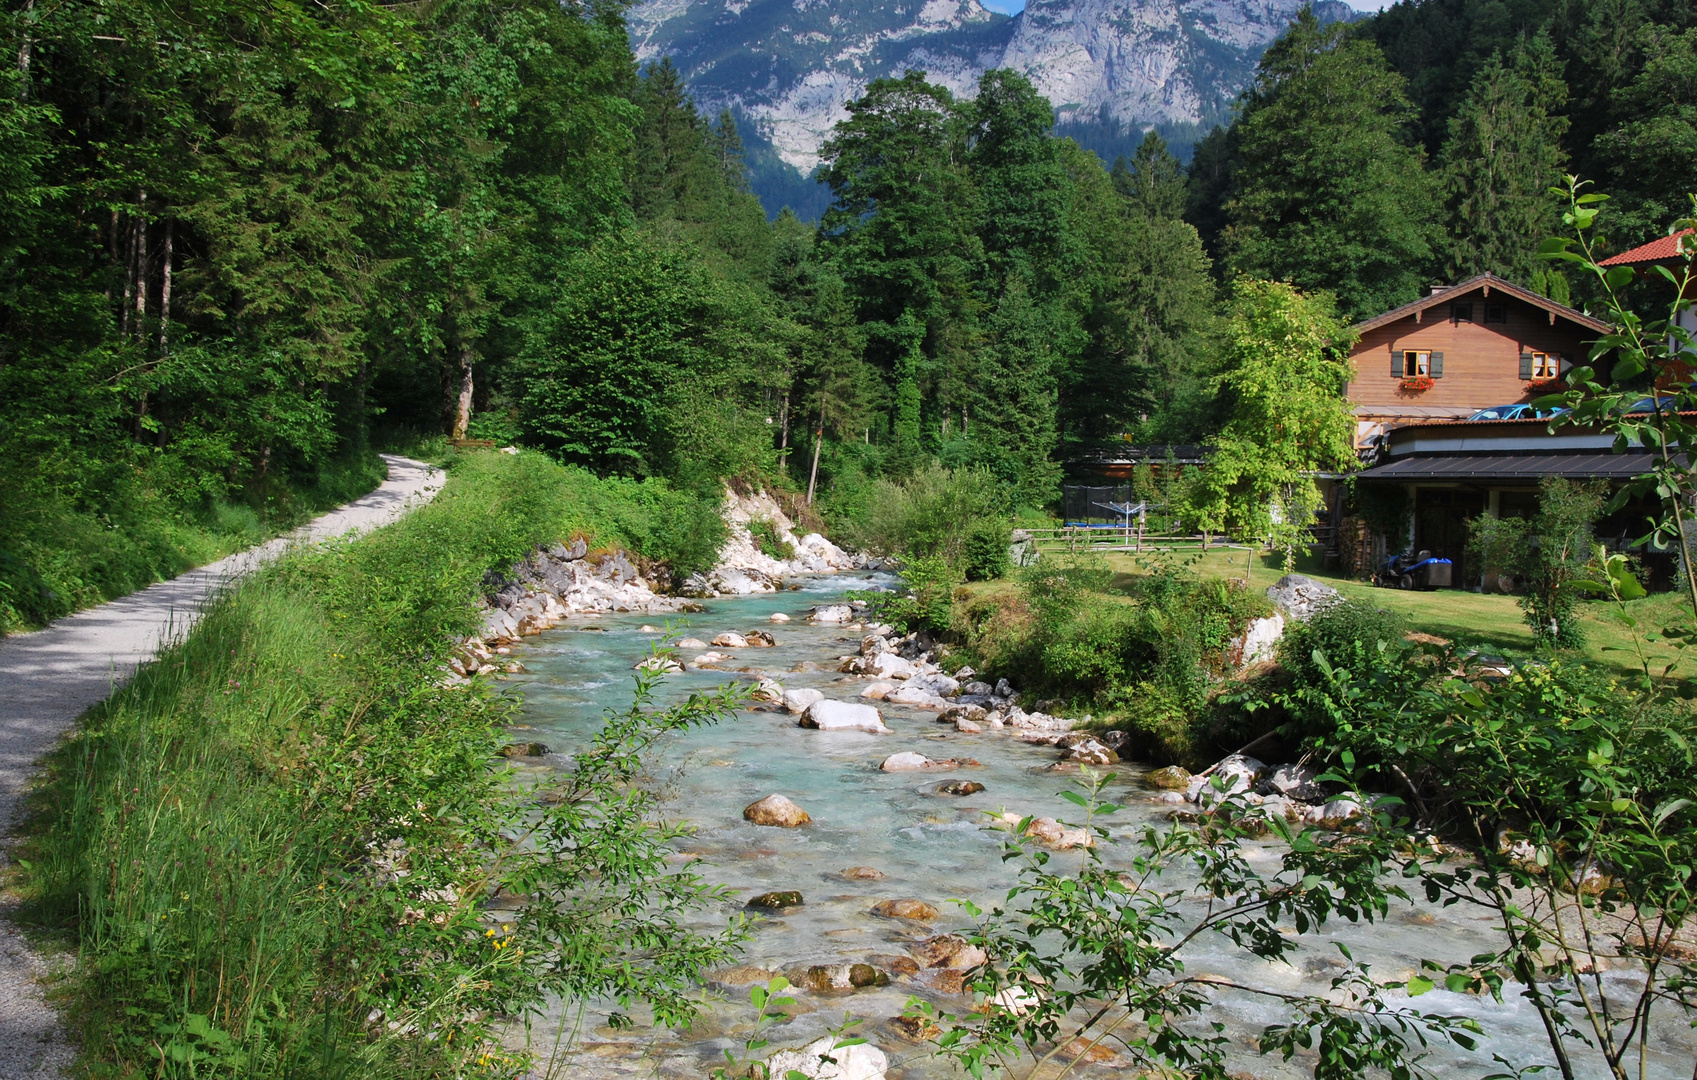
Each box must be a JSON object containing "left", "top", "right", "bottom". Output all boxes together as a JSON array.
[{"left": 0, "top": 455, "right": 442, "bottom": 1078}]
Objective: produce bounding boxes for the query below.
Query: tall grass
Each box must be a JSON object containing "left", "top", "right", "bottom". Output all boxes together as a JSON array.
[{"left": 17, "top": 450, "right": 745, "bottom": 1078}]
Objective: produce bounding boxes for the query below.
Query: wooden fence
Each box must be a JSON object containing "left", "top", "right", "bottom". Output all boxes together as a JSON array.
[{"left": 1023, "top": 525, "right": 1338, "bottom": 557}]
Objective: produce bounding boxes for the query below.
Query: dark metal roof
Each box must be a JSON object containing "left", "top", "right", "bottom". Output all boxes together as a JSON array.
[{"left": 1357, "top": 452, "right": 1660, "bottom": 482}]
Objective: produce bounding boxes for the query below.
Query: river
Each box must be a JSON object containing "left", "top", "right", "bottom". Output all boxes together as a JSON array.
[{"left": 501, "top": 572, "right": 1695, "bottom": 1080}]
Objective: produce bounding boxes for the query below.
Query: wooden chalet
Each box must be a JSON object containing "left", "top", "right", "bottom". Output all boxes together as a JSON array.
[
  {"left": 1601, "top": 227, "right": 1696, "bottom": 386},
  {"left": 1346, "top": 273, "right": 1612, "bottom": 449}
]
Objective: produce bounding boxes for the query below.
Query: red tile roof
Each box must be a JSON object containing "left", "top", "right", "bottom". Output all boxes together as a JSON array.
[{"left": 1600, "top": 228, "right": 1696, "bottom": 266}]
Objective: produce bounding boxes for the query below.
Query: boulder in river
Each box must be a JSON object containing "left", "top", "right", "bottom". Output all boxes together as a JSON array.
[
  {"left": 880, "top": 752, "right": 934, "bottom": 772},
  {"left": 840, "top": 866, "right": 886, "bottom": 880},
  {"left": 812, "top": 604, "right": 854, "bottom": 623},
  {"left": 870, "top": 898, "right": 941, "bottom": 921},
  {"left": 769, "top": 612, "right": 791, "bottom": 623},
  {"left": 746, "top": 890, "right": 804, "bottom": 911},
  {"left": 801, "top": 700, "right": 891, "bottom": 734},
  {"left": 675, "top": 637, "right": 708, "bottom": 650},
  {"left": 859, "top": 681, "right": 896, "bottom": 700},
  {"left": 1143, "top": 765, "right": 1192, "bottom": 791},
  {"left": 936, "top": 780, "right": 985, "bottom": 796},
  {"left": 1259, "top": 763, "right": 1326, "bottom": 801},
  {"left": 634, "top": 656, "right": 682, "bottom": 673},
  {"left": 745, "top": 629, "right": 777, "bottom": 647},
  {"left": 712, "top": 632, "right": 749, "bottom": 648},
  {"left": 499, "top": 741, "right": 549, "bottom": 758},
  {"left": 753, "top": 678, "right": 785, "bottom": 703},
  {"left": 709, "top": 965, "right": 777, "bottom": 989},
  {"left": 911, "top": 933, "right": 987, "bottom": 970},
  {"left": 744, "top": 794, "right": 811, "bottom": 827},
  {"left": 765, "top": 1036, "right": 889, "bottom": 1080},
  {"left": 954, "top": 717, "right": 983, "bottom": 733},
  {"left": 783, "top": 688, "right": 825, "bottom": 714}
]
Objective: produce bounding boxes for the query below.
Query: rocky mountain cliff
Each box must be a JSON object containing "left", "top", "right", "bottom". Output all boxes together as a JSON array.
[{"left": 628, "top": 0, "right": 1357, "bottom": 213}]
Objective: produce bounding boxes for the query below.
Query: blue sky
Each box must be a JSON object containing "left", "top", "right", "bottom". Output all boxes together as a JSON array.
[{"left": 980, "top": 0, "right": 1393, "bottom": 12}]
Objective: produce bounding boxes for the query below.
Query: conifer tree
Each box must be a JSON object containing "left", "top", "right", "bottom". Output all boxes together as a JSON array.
[
  {"left": 1113, "top": 130, "right": 1187, "bottom": 223},
  {"left": 1224, "top": 8, "right": 1440, "bottom": 319},
  {"left": 971, "top": 275, "right": 1063, "bottom": 507},
  {"left": 1440, "top": 35, "right": 1570, "bottom": 288}
]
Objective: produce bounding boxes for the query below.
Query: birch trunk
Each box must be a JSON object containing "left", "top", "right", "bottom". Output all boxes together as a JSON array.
[
  {"left": 452, "top": 344, "right": 475, "bottom": 440},
  {"left": 806, "top": 413, "right": 823, "bottom": 505},
  {"left": 157, "top": 218, "right": 173, "bottom": 351},
  {"left": 132, "top": 191, "right": 147, "bottom": 341}
]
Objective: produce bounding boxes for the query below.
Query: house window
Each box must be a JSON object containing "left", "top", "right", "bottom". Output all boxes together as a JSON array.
[
  {"left": 1403, "top": 350, "right": 1431, "bottom": 377},
  {"left": 1530, "top": 351, "right": 1558, "bottom": 379},
  {"left": 1452, "top": 302, "right": 1474, "bottom": 322},
  {"left": 1484, "top": 303, "right": 1507, "bottom": 323}
]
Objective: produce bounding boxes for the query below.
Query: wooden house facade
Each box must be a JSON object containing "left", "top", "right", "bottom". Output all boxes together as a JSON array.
[{"left": 1345, "top": 274, "right": 1612, "bottom": 448}]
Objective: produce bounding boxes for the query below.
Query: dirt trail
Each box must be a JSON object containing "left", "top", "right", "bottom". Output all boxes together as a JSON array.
[{"left": 0, "top": 455, "right": 442, "bottom": 1079}]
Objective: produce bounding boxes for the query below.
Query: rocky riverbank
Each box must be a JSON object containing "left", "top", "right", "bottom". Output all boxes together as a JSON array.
[{"left": 451, "top": 488, "right": 866, "bottom": 678}]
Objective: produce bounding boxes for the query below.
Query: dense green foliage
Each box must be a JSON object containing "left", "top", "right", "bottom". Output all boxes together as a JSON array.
[
  {"left": 1469, "top": 476, "right": 1609, "bottom": 646},
  {"left": 953, "top": 557, "right": 1271, "bottom": 763},
  {"left": 20, "top": 452, "right": 748, "bottom": 1077},
  {"left": 1187, "top": 0, "right": 1696, "bottom": 317}
]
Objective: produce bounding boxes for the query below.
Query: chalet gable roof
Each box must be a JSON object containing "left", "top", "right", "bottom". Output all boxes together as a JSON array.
[
  {"left": 1600, "top": 228, "right": 1695, "bottom": 267},
  {"left": 1350, "top": 272, "right": 1612, "bottom": 336}
]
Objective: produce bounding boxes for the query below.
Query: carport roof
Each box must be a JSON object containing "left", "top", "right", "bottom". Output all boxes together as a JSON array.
[{"left": 1356, "top": 452, "right": 1662, "bottom": 482}]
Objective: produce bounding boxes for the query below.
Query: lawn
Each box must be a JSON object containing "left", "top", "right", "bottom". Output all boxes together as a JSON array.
[{"left": 1092, "top": 546, "right": 1695, "bottom": 680}]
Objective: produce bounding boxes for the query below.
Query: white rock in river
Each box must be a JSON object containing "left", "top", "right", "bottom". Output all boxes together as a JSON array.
[
  {"left": 765, "top": 1036, "right": 888, "bottom": 1080},
  {"left": 812, "top": 604, "right": 853, "bottom": 623},
  {"left": 880, "top": 751, "right": 933, "bottom": 772},
  {"left": 886, "top": 684, "right": 949, "bottom": 709},
  {"left": 1261, "top": 763, "right": 1326, "bottom": 801},
  {"left": 782, "top": 688, "right": 825, "bottom": 714},
  {"left": 753, "top": 678, "right": 784, "bottom": 703},
  {"left": 634, "top": 656, "right": 682, "bottom": 673},
  {"left": 860, "top": 681, "right": 896, "bottom": 700},
  {"left": 676, "top": 637, "right": 708, "bottom": 649},
  {"left": 870, "top": 652, "right": 915, "bottom": 680},
  {"left": 769, "top": 612, "right": 791, "bottom": 623},
  {"left": 801, "top": 699, "right": 891, "bottom": 734},
  {"left": 712, "top": 632, "right": 750, "bottom": 648}
]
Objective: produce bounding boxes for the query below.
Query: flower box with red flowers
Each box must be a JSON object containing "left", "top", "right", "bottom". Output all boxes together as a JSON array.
[
  {"left": 1399, "top": 375, "right": 1434, "bottom": 392},
  {"left": 1524, "top": 378, "right": 1563, "bottom": 394}
]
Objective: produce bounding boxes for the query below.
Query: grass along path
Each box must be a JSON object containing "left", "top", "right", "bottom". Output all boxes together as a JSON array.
[{"left": 0, "top": 455, "right": 441, "bottom": 1080}]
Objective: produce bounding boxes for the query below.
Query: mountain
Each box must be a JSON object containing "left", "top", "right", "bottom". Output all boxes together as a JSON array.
[{"left": 628, "top": 0, "right": 1358, "bottom": 217}]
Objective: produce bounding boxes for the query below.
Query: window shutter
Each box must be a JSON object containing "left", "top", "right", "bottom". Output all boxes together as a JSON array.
[
  {"left": 1430, "top": 351, "right": 1444, "bottom": 377},
  {"left": 1519, "top": 351, "right": 1534, "bottom": 379},
  {"left": 1559, "top": 353, "right": 1572, "bottom": 374},
  {"left": 1392, "top": 348, "right": 1403, "bottom": 377}
]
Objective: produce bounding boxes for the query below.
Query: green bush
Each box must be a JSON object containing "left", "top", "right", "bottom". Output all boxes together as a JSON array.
[
  {"left": 961, "top": 518, "right": 1012, "bottom": 581},
  {"left": 1279, "top": 597, "right": 1406, "bottom": 685},
  {"left": 747, "top": 517, "right": 795, "bottom": 561},
  {"left": 853, "top": 464, "right": 1011, "bottom": 576},
  {"left": 863, "top": 554, "right": 960, "bottom": 635}
]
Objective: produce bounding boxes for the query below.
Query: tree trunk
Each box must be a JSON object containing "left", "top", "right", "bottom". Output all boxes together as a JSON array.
[
  {"left": 120, "top": 213, "right": 135, "bottom": 335},
  {"left": 157, "top": 217, "right": 173, "bottom": 352},
  {"left": 17, "top": 0, "right": 34, "bottom": 93},
  {"left": 452, "top": 343, "right": 475, "bottom": 440},
  {"left": 132, "top": 191, "right": 147, "bottom": 341},
  {"left": 806, "top": 412, "right": 823, "bottom": 505},
  {"left": 778, "top": 390, "right": 790, "bottom": 472}
]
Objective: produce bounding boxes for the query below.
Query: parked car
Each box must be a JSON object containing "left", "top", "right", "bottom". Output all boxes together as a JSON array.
[
  {"left": 1624, "top": 395, "right": 1682, "bottom": 413},
  {"left": 1466, "top": 403, "right": 1570, "bottom": 421}
]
